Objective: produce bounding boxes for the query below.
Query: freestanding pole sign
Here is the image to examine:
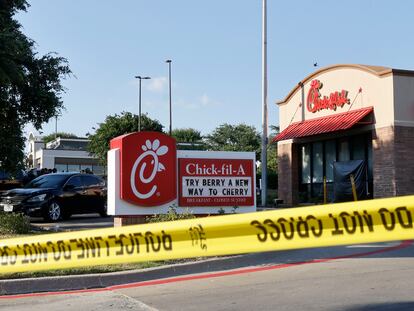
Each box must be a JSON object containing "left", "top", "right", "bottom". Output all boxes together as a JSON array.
[
  {"left": 108, "top": 132, "right": 256, "bottom": 223},
  {"left": 178, "top": 153, "right": 255, "bottom": 208}
]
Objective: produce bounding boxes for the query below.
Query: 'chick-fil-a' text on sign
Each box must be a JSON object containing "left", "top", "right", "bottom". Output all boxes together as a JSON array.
[
  {"left": 307, "top": 79, "right": 350, "bottom": 113},
  {"left": 179, "top": 158, "right": 255, "bottom": 207}
]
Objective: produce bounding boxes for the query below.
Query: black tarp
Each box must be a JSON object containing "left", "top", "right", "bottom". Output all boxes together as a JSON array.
[{"left": 333, "top": 160, "right": 367, "bottom": 202}]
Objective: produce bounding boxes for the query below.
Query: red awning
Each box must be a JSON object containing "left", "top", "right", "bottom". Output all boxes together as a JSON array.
[{"left": 273, "top": 107, "right": 374, "bottom": 142}]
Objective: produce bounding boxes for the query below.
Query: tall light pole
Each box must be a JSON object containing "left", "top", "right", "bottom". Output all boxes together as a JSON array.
[
  {"left": 134, "top": 75, "right": 151, "bottom": 132},
  {"left": 261, "top": 0, "right": 268, "bottom": 207},
  {"left": 54, "top": 115, "right": 58, "bottom": 139},
  {"left": 166, "top": 59, "right": 172, "bottom": 136}
]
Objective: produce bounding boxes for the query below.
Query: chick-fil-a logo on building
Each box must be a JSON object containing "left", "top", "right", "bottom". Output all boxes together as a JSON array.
[
  {"left": 307, "top": 79, "right": 350, "bottom": 113},
  {"left": 110, "top": 132, "right": 177, "bottom": 207}
]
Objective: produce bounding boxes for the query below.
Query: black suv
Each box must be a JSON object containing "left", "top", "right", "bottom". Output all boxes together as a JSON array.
[{"left": 0, "top": 173, "right": 107, "bottom": 221}]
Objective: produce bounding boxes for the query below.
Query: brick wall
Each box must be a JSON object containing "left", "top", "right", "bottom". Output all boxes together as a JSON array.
[
  {"left": 394, "top": 126, "right": 414, "bottom": 195},
  {"left": 114, "top": 216, "right": 147, "bottom": 227},
  {"left": 372, "top": 126, "right": 396, "bottom": 198},
  {"left": 373, "top": 125, "right": 414, "bottom": 198},
  {"left": 277, "top": 142, "right": 299, "bottom": 206}
]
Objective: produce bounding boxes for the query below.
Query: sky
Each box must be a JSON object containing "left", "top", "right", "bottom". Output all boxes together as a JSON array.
[{"left": 17, "top": 0, "right": 414, "bottom": 138}]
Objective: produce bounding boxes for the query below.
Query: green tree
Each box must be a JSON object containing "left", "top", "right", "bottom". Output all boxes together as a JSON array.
[
  {"left": 267, "top": 125, "right": 280, "bottom": 174},
  {"left": 171, "top": 128, "right": 202, "bottom": 143},
  {"left": 262, "top": 125, "right": 280, "bottom": 189},
  {"left": 205, "top": 123, "right": 261, "bottom": 155},
  {"left": 0, "top": 1, "right": 70, "bottom": 173},
  {"left": 42, "top": 132, "right": 78, "bottom": 144},
  {"left": 87, "top": 112, "right": 164, "bottom": 164},
  {"left": 171, "top": 128, "right": 205, "bottom": 150}
]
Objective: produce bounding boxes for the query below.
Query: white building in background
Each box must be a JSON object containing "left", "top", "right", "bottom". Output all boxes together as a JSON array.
[{"left": 27, "top": 133, "right": 105, "bottom": 175}]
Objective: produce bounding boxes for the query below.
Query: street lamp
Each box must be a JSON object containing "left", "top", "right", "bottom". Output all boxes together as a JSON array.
[
  {"left": 54, "top": 112, "right": 62, "bottom": 139},
  {"left": 261, "top": 0, "right": 268, "bottom": 206},
  {"left": 166, "top": 59, "right": 172, "bottom": 136},
  {"left": 134, "top": 75, "right": 151, "bottom": 132},
  {"left": 54, "top": 115, "right": 58, "bottom": 139}
]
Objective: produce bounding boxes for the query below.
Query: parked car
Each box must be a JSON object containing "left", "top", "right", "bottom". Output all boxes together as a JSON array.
[
  {"left": 0, "top": 172, "right": 107, "bottom": 221},
  {"left": 0, "top": 170, "right": 25, "bottom": 194}
]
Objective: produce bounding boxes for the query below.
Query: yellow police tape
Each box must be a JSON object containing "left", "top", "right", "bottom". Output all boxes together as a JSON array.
[{"left": 0, "top": 195, "right": 413, "bottom": 274}]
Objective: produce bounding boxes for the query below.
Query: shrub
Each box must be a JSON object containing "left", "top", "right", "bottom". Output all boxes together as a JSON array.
[
  {"left": 0, "top": 212, "right": 31, "bottom": 235},
  {"left": 217, "top": 206, "right": 239, "bottom": 214},
  {"left": 256, "top": 172, "right": 278, "bottom": 190},
  {"left": 146, "top": 206, "right": 195, "bottom": 223}
]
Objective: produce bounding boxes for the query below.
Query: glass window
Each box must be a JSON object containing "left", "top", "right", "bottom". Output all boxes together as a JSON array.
[
  {"left": 67, "top": 164, "right": 80, "bottom": 172},
  {"left": 25, "top": 174, "right": 69, "bottom": 189},
  {"left": 65, "top": 176, "right": 82, "bottom": 188},
  {"left": 312, "top": 142, "right": 323, "bottom": 183},
  {"left": 352, "top": 135, "right": 366, "bottom": 160},
  {"left": 301, "top": 145, "right": 311, "bottom": 184},
  {"left": 54, "top": 164, "right": 67, "bottom": 172},
  {"left": 80, "top": 164, "right": 93, "bottom": 173},
  {"left": 92, "top": 165, "right": 106, "bottom": 176},
  {"left": 82, "top": 175, "right": 104, "bottom": 187},
  {"left": 325, "top": 140, "right": 336, "bottom": 182},
  {"left": 338, "top": 140, "right": 350, "bottom": 162},
  {"left": 312, "top": 183, "right": 323, "bottom": 199}
]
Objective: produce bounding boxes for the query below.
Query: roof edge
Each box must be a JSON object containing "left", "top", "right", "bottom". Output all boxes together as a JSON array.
[{"left": 276, "top": 64, "right": 414, "bottom": 106}]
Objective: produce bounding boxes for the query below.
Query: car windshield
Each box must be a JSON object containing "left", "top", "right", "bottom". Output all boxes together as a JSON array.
[{"left": 25, "top": 174, "right": 69, "bottom": 189}]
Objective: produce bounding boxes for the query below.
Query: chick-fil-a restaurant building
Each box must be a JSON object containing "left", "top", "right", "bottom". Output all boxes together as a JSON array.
[{"left": 273, "top": 64, "right": 414, "bottom": 205}]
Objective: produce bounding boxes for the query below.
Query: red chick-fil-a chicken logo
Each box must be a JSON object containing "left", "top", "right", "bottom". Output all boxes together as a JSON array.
[
  {"left": 110, "top": 132, "right": 177, "bottom": 207},
  {"left": 307, "top": 79, "right": 350, "bottom": 113},
  {"left": 130, "top": 139, "right": 168, "bottom": 199}
]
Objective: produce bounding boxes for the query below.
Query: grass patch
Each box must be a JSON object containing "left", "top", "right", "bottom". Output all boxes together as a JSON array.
[
  {"left": 0, "top": 258, "right": 211, "bottom": 280},
  {"left": 0, "top": 261, "right": 164, "bottom": 280},
  {"left": 0, "top": 212, "right": 31, "bottom": 235}
]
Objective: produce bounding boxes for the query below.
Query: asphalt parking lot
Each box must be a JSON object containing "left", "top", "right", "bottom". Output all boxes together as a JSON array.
[{"left": 30, "top": 214, "right": 114, "bottom": 232}]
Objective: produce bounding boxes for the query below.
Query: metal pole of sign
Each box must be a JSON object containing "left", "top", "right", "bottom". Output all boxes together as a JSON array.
[
  {"left": 261, "top": 0, "right": 268, "bottom": 207},
  {"left": 138, "top": 78, "right": 142, "bottom": 132},
  {"left": 135, "top": 76, "right": 151, "bottom": 132},
  {"left": 166, "top": 59, "right": 172, "bottom": 136}
]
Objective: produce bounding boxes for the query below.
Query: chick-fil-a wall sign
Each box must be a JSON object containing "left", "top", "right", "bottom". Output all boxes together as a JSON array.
[
  {"left": 307, "top": 79, "right": 350, "bottom": 113},
  {"left": 107, "top": 132, "right": 256, "bottom": 215}
]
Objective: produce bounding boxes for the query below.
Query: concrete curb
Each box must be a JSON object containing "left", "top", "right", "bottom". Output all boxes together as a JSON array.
[
  {"left": 3, "top": 210, "right": 290, "bottom": 296},
  {"left": 0, "top": 255, "right": 246, "bottom": 296},
  {"left": 0, "top": 241, "right": 398, "bottom": 296}
]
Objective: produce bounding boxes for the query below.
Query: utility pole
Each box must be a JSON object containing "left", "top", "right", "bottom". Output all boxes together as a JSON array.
[{"left": 261, "top": 0, "right": 268, "bottom": 207}]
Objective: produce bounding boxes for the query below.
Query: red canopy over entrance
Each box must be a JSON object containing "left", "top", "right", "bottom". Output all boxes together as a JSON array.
[{"left": 273, "top": 107, "right": 374, "bottom": 142}]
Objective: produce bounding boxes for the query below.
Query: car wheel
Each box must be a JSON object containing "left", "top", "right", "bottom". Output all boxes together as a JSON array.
[
  {"left": 45, "top": 201, "right": 61, "bottom": 222},
  {"left": 99, "top": 200, "right": 108, "bottom": 217}
]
